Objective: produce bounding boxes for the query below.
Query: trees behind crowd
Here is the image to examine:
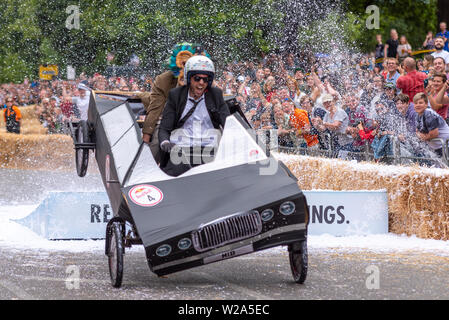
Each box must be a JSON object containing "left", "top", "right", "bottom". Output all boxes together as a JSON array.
[
  {"left": 346, "top": 0, "right": 438, "bottom": 53},
  {"left": 0, "top": 0, "right": 439, "bottom": 83}
]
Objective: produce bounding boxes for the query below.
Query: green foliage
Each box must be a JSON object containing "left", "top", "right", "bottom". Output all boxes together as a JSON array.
[
  {"left": 346, "top": 0, "right": 438, "bottom": 53},
  {"left": 0, "top": 51, "right": 32, "bottom": 83},
  {"left": 0, "top": 0, "right": 285, "bottom": 82},
  {"left": 0, "top": 0, "right": 439, "bottom": 82}
]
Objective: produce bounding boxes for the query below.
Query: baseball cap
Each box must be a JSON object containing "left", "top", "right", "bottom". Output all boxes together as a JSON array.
[
  {"left": 321, "top": 94, "right": 334, "bottom": 103},
  {"left": 384, "top": 82, "right": 396, "bottom": 90},
  {"left": 77, "top": 82, "right": 90, "bottom": 91}
]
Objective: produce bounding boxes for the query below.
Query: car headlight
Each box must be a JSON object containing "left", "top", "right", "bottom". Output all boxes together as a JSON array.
[
  {"left": 261, "top": 209, "right": 275, "bottom": 222},
  {"left": 279, "top": 201, "right": 296, "bottom": 216},
  {"left": 178, "top": 238, "right": 192, "bottom": 250},
  {"left": 156, "top": 244, "right": 172, "bottom": 257}
]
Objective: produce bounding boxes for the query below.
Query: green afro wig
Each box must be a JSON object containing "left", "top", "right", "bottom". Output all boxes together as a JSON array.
[{"left": 165, "top": 42, "right": 211, "bottom": 77}]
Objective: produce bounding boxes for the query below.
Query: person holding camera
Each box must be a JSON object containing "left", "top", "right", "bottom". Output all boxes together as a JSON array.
[{"left": 3, "top": 96, "right": 22, "bottom": 134}]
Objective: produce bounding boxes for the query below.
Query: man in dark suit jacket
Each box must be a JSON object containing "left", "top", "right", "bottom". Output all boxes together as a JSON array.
[{"left": 158, "top": 55, "right": 230, "bottom": 176}]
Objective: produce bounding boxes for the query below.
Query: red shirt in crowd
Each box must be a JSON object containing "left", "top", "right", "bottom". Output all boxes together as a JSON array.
[
  {"left": 358, "top": 128, "right": 376, "bottom": 144},
  {"left": 396, "top": 70, "right": 427, "bottom": 101},
  {"left": 432, "top": 92, "right": 449, "bottom": 119},
  {"left": 265, "top": 91, "right": 275, "bottom": 103},
  {"left": 60, "top": 101, "right": 74, "bottom": 118}
]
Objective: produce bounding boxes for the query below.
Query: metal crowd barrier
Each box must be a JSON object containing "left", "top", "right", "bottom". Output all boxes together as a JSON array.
[{"left": 257, "top": 130, "right": 449, "bottom": 168}]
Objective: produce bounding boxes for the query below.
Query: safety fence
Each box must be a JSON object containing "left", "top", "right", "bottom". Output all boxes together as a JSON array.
[{"left": 256, "top": 129, "right": 449, "bottom": 168}]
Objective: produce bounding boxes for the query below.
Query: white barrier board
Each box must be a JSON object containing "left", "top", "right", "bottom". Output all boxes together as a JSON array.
[
  {"left": 305, "top": 190, "right": 389, "bottom": 236},
  {"left": 15, "top": 192, "right": 111, "bottom": 240},
  {"left": 15, "top": 191, "right": 388, "bottom": 240}
]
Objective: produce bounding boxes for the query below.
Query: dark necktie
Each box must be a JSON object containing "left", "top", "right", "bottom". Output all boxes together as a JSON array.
[{"left": 178, "top": 97, "right": 204, "bottom": 128}]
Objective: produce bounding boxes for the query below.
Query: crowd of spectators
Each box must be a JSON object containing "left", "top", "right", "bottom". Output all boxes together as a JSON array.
[
  {"left": 211, "top": 24, "right": 449, "bottom": 164},
  {"left": 2, "top": 23, "right": 449, "bottom": 166},
  {"left": 0, "top": 73, "right": 151, "bottom": 134}
]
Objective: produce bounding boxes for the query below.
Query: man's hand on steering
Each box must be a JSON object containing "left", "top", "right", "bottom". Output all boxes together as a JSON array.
[
  {"left": 160, "top": 140, "right": 175, "bottom": 153},
  {"left": 142, "top": 133, "right": 152, "bottom": 144}
]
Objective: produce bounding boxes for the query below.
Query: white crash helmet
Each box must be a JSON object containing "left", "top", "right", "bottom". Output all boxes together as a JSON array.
[{"left": 184, "top": 55, "right": 215, "bottom": 88}]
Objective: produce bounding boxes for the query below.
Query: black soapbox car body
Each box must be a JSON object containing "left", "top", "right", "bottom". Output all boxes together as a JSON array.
[{"left": 68, "top": 90, "right": 309, "bottom": 288}]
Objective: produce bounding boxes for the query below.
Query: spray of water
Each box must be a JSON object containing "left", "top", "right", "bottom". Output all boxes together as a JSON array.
[{"left": 0, "top": 0, "right": 445, "bottom": 167}]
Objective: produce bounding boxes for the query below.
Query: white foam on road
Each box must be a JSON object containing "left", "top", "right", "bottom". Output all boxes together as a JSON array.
[
  {"left": 0, "top": 205, "right": 105, "bottom": 252},
  {"left": 2, "top": 205, "right": 449, "bottom": 255}
]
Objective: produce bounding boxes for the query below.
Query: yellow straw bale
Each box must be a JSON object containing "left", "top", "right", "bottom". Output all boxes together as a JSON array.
[
  {"left": 17, "top": 105, "right": 38, "bottom": 120},
  {"left": 282, "top": 154, "right": 449, "bottom": 241},
  {"left": 2, "top": 134, "right": 449, "bottom": 240}
]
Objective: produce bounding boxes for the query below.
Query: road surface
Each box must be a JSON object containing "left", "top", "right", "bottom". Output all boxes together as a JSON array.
[{"left": 1, "top": 244, "right": 448, "bottom": 301}]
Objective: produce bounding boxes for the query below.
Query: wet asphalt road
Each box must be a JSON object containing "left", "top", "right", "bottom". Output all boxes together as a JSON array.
[
  {"left": 1, "top": 245, "right": 449, "bottom": 301},
  {"left": 2, "top": 169, "right": 449, "bottom": 303}
]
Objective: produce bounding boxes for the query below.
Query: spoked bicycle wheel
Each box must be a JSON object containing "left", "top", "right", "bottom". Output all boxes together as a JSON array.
[
  {"left": 107, "top": 221, "right": 125, "bottom": 288},
  {"left": 288, "top": 239, "right": 308, "bottom": 284}
]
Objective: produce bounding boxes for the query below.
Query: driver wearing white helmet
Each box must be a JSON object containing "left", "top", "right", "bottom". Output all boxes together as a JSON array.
[{"left": 158, "top": 55, "right": 230, "bottom": 176}]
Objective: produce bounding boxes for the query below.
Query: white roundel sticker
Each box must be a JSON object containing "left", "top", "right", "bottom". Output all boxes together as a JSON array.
[
  {"left": 129, "top": 185, "right": 163, "bottom": 207},
  {"left": 249, "top": 149, "right": 259, "bottom": 158}
]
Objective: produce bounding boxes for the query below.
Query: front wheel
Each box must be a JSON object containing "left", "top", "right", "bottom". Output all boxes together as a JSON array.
[
  {"left": 107, "top": 221, "right": 124, "bottom": 288},
  {"left": 288, "top": 239, "right": 308, "bottom": 284}
]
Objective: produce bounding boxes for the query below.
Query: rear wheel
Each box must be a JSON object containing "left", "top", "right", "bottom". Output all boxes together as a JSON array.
[
  {"left": 75, "top": 120, "right": 90, "bottom": 177},
  {"left": 289, "top": 239, "right": 308, "bottom": 284},
  {"left": 107, "top": 221, "right": 124, "bottom": 288}
]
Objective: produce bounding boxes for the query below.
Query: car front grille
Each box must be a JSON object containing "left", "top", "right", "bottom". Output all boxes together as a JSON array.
[{"left": 192, "top": 211, "right": 262, "bottom": 252}]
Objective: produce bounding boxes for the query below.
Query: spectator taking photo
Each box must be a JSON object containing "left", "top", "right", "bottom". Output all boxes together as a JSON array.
[{"left": 3, "top": 96, "right": 21, "bottom": 134}]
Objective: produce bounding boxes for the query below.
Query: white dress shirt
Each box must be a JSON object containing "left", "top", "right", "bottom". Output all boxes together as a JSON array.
[{"left": 170, "top": 93, "right": 219, "bottom": 147}]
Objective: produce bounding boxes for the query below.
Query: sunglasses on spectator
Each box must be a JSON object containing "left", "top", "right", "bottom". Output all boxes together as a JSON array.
[{"left": 192, "top": 76, "right": 209, "bottom": 83}]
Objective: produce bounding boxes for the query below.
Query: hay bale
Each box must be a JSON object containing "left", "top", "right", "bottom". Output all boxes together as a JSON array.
[
  {"left": 0, "top": 104, "right": 95, "bottom": 172},
  {"left": 20, "top": 121, "right": 48, "bottom": 135},
  {"left": 17, "top": 105, "right": 38, "bottom": 120},
  {"left": 0, "top": 133, "right": 74, "bottom": 170},
  {"left": 281, "top": 154, "right": 449, "bottom": 241}
]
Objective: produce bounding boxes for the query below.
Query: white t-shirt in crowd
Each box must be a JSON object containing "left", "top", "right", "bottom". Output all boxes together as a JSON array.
[
  {"left": 323, "top": 107, "right": 353, "bottom": 146},
  {"left": 369, "top": 92, "right": 384, "bottom": 118},
  {"left": 293, "top": 92, "right": 306, "bottom": 108},
  {"left": 72, "top": 91, "right": 91, "bottom": 120},
  {"left": 432, "top": 50, "right": 449, "bottom": 65},
  {"left": 397, "top": 44, "right": 411, "bottom": 59}
]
